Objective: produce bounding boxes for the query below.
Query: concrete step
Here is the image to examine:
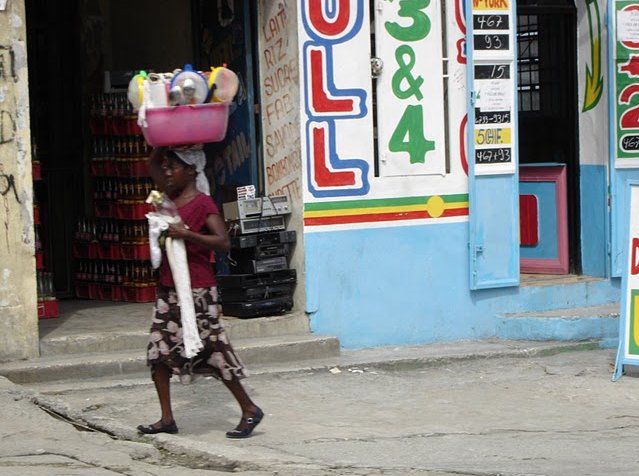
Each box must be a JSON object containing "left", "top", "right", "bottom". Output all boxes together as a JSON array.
[
  {"left": 0, "top": 333, "right": 340, "bottom": 384},
  {"left": 496, "top": 303, "right": 620, "bottom": 342},
  {"left": 506, "top": 276, "right": 618, "bottom": 314},
  {"left": 39, "top": 311, "right": 310, "bottom": 356}
]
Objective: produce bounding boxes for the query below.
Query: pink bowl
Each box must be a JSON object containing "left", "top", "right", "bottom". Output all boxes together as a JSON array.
[{"left": 141, "top": 103, "right": 230, "bottom": 146}]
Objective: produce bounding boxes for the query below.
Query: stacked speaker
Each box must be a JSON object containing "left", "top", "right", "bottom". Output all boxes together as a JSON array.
[{"left": 218, "top": 195, "right": 296, "bottom": 318}]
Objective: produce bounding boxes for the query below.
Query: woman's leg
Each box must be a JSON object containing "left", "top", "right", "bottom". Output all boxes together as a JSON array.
[
  {"left": 222, "top": 376, "right": 258, "bottom": 420},
  {"left": 221, "top": 376, "right": 264, "bottom": 437},
  {"left": 138, "top": 362, "right": 178, "bottom": 433},
  {"left": 151, "top": 362, "right": 175, "bottom": 425}
]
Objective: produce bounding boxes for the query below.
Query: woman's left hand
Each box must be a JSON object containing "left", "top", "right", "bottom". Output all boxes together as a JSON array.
[{"left": 167, "top": 221, "right": 191, "bottom": 240}]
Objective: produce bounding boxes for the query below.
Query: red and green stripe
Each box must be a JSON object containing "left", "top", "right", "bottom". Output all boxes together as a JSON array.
[{"left": 304, "top": 194, "right": 469, "bottom": 226}]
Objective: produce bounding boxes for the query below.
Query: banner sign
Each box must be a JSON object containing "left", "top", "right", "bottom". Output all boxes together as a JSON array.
[
  {"left": 614, "top": 1, "right": 639, "bottom": 167},
  {"left": 613, "top": 182, "right": 639, "bottom": 380}
]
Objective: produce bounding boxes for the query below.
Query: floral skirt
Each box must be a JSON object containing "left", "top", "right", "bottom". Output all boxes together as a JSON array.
[{"left": 146, "top": 286, "right": 247, "bottom": 382}]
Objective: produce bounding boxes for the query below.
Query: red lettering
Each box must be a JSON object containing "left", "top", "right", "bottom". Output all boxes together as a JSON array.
[
  {"left": 632, "top": 238, "right": 639, "bottom": 275},
  {"left": 264, "top": 47, "right": 275, "bottom": 68},
  {"left": 310, "top": 48, "right": 354, "bottom": 113},
  {"left": 312, "top": 125, "right": 355, "bottom": 187},
  {"left": 472, "top": 0, "right": 508, "bottom": 8},
  {"left": 308, "top": 0, "right": 351, "bottom": 36}
]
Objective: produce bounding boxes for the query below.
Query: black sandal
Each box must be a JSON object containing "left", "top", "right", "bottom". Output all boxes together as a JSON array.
[
  {"left": 137, "top": 420, "right": 179, "bottom": 434},
  {"left": 226, "top": 407, "right": 264, "bottom": 439}
]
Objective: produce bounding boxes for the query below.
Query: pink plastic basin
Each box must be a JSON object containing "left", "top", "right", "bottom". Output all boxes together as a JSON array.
[{"left": 141, "top": 103, "right": 230, "bottom": 146}]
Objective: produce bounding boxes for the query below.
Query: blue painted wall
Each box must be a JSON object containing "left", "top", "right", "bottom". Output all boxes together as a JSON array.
[
  {"left": 305, "top": 221, "right": 620, "bottom": 348},
  {"left": 580, "top": 164, "right": 608, "bottom": 277}
]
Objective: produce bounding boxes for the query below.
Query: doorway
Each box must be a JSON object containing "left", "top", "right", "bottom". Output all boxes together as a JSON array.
[
  {"left": 25, "top": 0, "right": 260, "bottom": 311},
  {"left": 516, "top": 0, "right": 580, "bottom": 274}
]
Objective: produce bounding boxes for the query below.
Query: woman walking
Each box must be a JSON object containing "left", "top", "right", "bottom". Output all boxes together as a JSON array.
[{"left": 137, "top": 146, "right": 263, "bottom": 438}]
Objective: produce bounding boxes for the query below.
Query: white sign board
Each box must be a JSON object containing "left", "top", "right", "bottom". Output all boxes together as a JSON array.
[
  {"left": 375, "top": 0, "right": 446, "bottom": 177},
  {"left": 470, "top": 1, "right": 516, "bottom": 176},
  {"left": 613, "top": 183, "right": 639, "bottom": 380},
  {"left": 618, "top": 10, "right": 639, "bottom": 42}
]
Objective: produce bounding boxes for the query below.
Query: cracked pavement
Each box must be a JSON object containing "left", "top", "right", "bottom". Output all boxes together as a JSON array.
[{"left": 4, "top": 347, "right": 639, "bottom": 475}]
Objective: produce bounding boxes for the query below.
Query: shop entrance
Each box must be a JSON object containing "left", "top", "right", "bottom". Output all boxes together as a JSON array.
[
  {"left": 516, "top": 0, "right": 580, "bottom": 275},
  {"left": 26, "top": 1, "right": 260, "bottom": 316}
]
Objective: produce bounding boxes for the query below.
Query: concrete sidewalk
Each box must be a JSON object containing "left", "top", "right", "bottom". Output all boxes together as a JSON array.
[{"left": 6, "top": 339, "right": 639, "bottom": 475}]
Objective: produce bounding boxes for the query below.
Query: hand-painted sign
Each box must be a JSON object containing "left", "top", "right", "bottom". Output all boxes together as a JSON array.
[
  {"left": 300, "top": 0, "right": 470, "bottom": 230},
  {"left": 472, "top": 0, "right": 509, "bottom": 10},
  {"left": 259, "top": 2, "right": 302, "bottom": 203},
  {"left": 299, "top": 0, "right": 374, "bottom": 198},
  {"left": 375, "top": 0, "right": 446, "bottom": 176},
  {"left": 614, "top": 2, "right": 639, "bottom": 166},
  {"left": 613, "top": 183, "right": 639, "bottom": 380},
  {"left": 582, "top": 0, "right": 603, "bottom": 112}
]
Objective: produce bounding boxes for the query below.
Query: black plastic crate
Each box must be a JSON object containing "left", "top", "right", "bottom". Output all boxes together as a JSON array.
[
  {"left": 230, "top": 243, "right": 291, "bottom": 260},
  {"left": 221, "top": 296, "right": 293, "bottom": 318},
  {"left": 230, "top": 256, "right": 288, "bottom": 274},
  {"left": 217, "top": 269, "right": 297, "bottom": 288},
  {"left": 230, "top": 230, "right": 296, "bottom": 249},
  {"left": 219, "top": 283, "right": 294, "bottom": 302}
]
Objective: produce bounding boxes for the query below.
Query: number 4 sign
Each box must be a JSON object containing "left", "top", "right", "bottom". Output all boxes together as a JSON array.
[{"left": 375, "top": 0, "right": 447, "bottom": 177}]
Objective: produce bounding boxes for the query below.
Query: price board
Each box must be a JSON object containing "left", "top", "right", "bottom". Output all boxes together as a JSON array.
[
  {"left": 466, "top": 0, "right": 520, "bottom": 289},
  {"left": 470, "top": 0, "right": 516, "bottom": 175},
  {"left": 473, "top": 34, "right": 510, "bottom": 51}
]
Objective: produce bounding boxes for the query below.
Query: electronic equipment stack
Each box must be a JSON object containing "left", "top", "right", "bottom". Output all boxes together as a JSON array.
[{"left": 218, "top": 193, "right": 296, "bottom": 318}]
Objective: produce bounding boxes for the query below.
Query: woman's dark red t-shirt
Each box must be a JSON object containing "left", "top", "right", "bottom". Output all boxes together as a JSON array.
[{"left": 158, "top": 193, "right": 219, "bottom": 288}]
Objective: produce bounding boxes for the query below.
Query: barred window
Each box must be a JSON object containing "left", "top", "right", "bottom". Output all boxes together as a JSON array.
[{"left": 517, "top": 15, "right": 540, "bottom": 112}]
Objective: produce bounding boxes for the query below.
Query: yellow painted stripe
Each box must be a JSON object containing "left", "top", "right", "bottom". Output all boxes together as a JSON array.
[
  {"left": 633, "top": 293, "right": 639, "bottom": 350},
  {"left": 444, "top": 201, "right": 469, "bottom": 210},
  {"left": 305, "top": 205, "right": 424, "bottom": 218}
]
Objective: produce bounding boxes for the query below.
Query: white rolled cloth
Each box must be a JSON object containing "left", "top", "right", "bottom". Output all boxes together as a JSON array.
[
  {"left": 146, "top": 212, "right": 180, "bottom": 269},
  {"left": 145, "top": 211, "right": 202, "bottom": 359},
  {"left": 173, "top": 148, "right": 210, "bottom": 195},
  {"left": 164, "top": 236, "right": 203, "bottom": 358}
]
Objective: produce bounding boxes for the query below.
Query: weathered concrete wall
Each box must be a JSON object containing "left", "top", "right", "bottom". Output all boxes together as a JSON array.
[
  {"left": 0, "top": 0, "right": 38, "bottom": 361},
  {"left": 257, "top": 0, "right": 304, "bottom": 311}
]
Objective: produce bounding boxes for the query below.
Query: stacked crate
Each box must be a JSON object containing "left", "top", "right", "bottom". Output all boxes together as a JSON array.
[
  {"left": 74, "top": 92, "right": 156, "bottom": 302},
  {"left": 33, "top": 149, "right": 60, "bottom": 318}
]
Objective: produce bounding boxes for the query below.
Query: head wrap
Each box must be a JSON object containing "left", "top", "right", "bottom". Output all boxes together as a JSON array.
[{"left": 172, "top": 146, "right": 210, "bottom": 195}]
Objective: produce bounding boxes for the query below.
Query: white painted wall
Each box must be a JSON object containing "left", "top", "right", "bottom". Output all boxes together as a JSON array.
[
  {"left": 258, "top": 0, "right": 304, "bottom": 310},
  {"left": 298, "top": 0, "right": 468, "bottom": 231},
  {"left": 577, "top": 0, "right": 608, "bottom": 166}
]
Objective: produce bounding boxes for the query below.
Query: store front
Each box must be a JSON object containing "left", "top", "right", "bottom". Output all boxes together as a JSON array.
[
  {"left": 24, "top": 2, "right": 303, "bottom": 306},
  {"left": 299, "top": 0, "right": 618, "bottom": 348},
  {"left": 0, "top": 0, "right": 628, "bottom": 361}
]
